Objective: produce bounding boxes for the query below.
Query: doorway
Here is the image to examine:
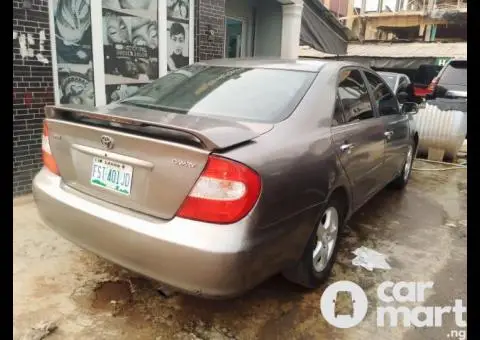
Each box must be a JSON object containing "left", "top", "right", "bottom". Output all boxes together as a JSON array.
[{"left": 225, "top": 17, "right": 245, "bottom": 58}]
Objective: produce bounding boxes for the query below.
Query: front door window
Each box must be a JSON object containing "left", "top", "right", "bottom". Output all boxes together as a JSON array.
[{"left": 225, "top": 18, "right": 243, "bottom": 58}]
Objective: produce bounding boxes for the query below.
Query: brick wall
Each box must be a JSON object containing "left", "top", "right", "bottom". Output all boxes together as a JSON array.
[
  {"left": 195, "top": 0, "right": 226, "bottom": 61},
  {"left": 12, "top": 0, "right": 225, "bottom": 196},
  {"left": 13, "top": 0, "right": 54, "bottom": 197}
]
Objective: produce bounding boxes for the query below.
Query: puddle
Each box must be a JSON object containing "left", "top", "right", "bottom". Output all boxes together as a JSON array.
[{"left": 92, "top": 281, "right": 133, "bottom": 309}]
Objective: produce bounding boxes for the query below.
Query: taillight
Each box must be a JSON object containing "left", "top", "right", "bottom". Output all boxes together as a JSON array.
[
  {"left": 177, "top": 155, "right": 262, "bottom": 224},
  {"left": 427, "top": 77, "right": 439, "bottom": 92},
  {"left": 42, "top": 120, "right": 59, "bottom": 175}
]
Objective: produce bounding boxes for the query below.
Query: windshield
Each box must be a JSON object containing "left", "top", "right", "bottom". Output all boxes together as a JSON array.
[
  {"left": 379, "top": 74, "right": 397, "bottom": 91},
  {"left": 120, "top": 65, "right": 317, "bottom": 123},
  {"left": 439, "top": 60, "right": 467, "bottom": 86}
]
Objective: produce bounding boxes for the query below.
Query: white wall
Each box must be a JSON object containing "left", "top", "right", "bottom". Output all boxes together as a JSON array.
[{"left": 254, "top": 0, "right": 282, "bottom": 57}]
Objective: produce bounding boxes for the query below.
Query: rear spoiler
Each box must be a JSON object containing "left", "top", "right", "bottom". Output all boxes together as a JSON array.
[{"left": 45, "top": 104, "right": 274, "bottom": 151}]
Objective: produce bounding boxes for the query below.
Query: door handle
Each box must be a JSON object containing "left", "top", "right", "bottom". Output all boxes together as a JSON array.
[
  {"left": 340, "top": 143, "right": 354, "bottom": 152},
  {"left": 384, "top": 130, "right": 394, "bottom": 138}
]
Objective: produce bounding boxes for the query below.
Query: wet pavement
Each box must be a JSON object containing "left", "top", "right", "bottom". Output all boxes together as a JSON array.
[{"left": 13, "top": 160, "right": 467, "bottom": 340}]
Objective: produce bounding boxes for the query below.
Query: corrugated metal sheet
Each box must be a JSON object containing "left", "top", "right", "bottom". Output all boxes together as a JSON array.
[{"left": 299, "top": 42, "right": 467, "bottom": 58}]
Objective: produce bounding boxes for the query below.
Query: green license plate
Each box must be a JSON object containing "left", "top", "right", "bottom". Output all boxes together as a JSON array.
[{"left": 90, "top": 157, "right": 133, "bottom": 196}]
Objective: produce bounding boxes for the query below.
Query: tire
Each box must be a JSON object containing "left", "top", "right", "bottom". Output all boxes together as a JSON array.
[
  {"left": 390, "top": 140, "right": 416, "bottom": 190},
  {"left": 282, "top": 195, "right": 346, "bottom": 289}
]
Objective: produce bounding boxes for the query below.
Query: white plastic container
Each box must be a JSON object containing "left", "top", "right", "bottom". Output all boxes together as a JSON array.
[{"left": 414, "top": 103, "right": 467, "bottom": 159}]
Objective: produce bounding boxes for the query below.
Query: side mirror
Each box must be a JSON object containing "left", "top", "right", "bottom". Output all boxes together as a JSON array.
[
  {"left": 401, "top": 102, "right": 419, "bottom": 115},
  {"left": 397, "top": 91, "right": 409, "bottom": 104}
]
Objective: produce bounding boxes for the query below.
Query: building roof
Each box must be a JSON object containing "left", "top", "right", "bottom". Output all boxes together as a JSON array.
[{"left": 299, "top": 42, "right": 467, "bottom": 59}]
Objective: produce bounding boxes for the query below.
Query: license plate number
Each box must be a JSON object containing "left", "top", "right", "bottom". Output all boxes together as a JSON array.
[{"left": 90, "top": 157, "right": 133, "bottom": 196}]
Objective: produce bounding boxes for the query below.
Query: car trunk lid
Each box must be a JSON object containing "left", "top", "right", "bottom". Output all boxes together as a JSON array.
[{"left": 44, "top": 104, "right": 273, "bottom": 219}]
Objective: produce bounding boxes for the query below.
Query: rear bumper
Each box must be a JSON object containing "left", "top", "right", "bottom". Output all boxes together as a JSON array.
[{"left": 33, "top": 168, "right": 297, "bottom": 298}]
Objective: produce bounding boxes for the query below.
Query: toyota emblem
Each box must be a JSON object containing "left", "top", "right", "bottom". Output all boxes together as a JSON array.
[{"left": 100, "top": 135, "right": 114, "bottom": 149}]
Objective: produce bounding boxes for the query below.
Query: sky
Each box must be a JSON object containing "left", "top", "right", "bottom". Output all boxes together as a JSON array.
[{"left": 353, "top": 0, "right": 403, "bottom": 12}]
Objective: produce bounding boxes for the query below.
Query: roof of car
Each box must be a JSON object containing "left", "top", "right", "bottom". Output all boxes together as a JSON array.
[{"left": 197, "top": 57, "right": 362, "bottom": 72}]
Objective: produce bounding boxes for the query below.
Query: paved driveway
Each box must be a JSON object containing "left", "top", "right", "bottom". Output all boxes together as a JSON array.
[{"left": 13, "top": 161, "right": 467, "bottom": 340}]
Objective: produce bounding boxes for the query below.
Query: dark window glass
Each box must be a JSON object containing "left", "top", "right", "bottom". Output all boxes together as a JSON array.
[
  {"left": 398, "top": 76, "right": 409, "bottom": 88},
  {"left": 337, "top": 69, "right": 374, "bottom": 123},
  {"left": 364, "top": 71, "right": 400, "bottom": 116},
  {"left": 413, "top": 65, "right": 442, "bottom": 85},
  {"left": 119, "top": 65, "right": 316, "bottom": 123},
  {"left": 397, "top": 77, "right": 409, "bottom": 94}
]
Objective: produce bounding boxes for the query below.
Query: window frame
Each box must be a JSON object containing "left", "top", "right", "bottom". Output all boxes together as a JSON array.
[
  {"left": 361, "top": 69, "right": 401, "bottom": 117},
  {"left": 332, "top": 66, "right": 378, "bottom": 126},
  {"left": 331, "top": 92, "right": 347, "bottom": 127}
]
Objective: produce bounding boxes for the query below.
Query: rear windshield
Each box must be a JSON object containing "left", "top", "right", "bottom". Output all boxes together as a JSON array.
[
  {"left": 119, "top": 65, "right": 316, "bottom": 123},
  {"left": 439, "top": 60, "right": 467, "bottom": 85}
]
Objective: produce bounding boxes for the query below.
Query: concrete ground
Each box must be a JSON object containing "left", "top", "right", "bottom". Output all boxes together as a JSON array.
[{"left": 13, "top": 160, "right": 467, "bottom": 340}]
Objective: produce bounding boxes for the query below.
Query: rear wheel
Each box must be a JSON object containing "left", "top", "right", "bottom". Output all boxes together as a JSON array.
[
  {"left": 390, "top": 141, "right": 415, "bottom": 190},
  {"left": 282, "top": 195, "right": 346, "bottom": 288}
]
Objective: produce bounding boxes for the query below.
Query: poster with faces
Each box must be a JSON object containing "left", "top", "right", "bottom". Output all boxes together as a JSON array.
[
  {"left": 167, "top": 0, "right": 189, "bottom": 22},
  {"left": 166, "top": 0, "right": 190, "bottom": 72},
  {"left": 53, "top": 0, "right": 96, "bottom": 106},
  {"left": 167, "top": 21, "right": 189, "bottom": 72},
  {"left": 102, "top": 0, "right": 159, "bottom": 103}
]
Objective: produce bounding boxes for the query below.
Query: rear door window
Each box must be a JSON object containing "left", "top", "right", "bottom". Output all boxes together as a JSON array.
[
  {"left": 399, "top": 76, "right": 409, "bottom": 88},
  {"left": 336, "top": 69, "right": 375, "bottom": 123},
  {"left": 363, "top": 71, "right": 400, "bottom": 117},
  {"left": 439, "top": 60, "right": 467, "bottom": 86},
  {"left": 397, "top": 76, "right": 410, "bottom": 94}
]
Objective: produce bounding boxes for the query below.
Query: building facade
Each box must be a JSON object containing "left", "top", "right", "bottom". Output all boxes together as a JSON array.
[
  {"left": 15, "top": 0, "right": 345, "bottom": 196},
  {"left": 302, "top": 0, "right": 467, "bottom": 83},
  {"left": 342, "top": 0, "right": 467, "bottom": 42}
]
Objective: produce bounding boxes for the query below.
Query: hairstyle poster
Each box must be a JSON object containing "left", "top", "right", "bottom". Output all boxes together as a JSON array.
[
  {"left": 102, "top": 0, "right": 158, "bottom": 103},
  {"left": 53, "top": 0, "right": 96, "bottom": 106},
  {"left": 167, "top": 20, "right": 189, "bottom": 72},
  {"left": 167, "top": 0, "right": 189, "bottom": 22}
]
